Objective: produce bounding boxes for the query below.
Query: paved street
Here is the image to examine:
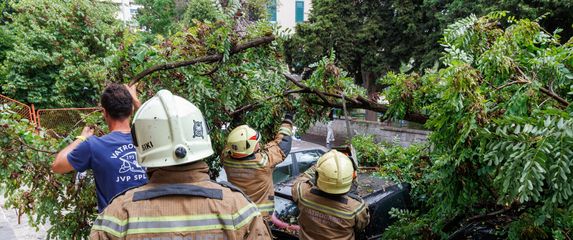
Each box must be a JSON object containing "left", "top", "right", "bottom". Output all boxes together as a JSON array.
[
  {"left": 300, "top": 133, "right": 348, "bottom": 147},
  {"left": 0, "top": 196, "right": 47, "bottom": 240}
]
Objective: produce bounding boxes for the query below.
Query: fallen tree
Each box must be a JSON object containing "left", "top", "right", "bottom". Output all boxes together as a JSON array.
[{"left": 1, "top": 3, "right": 572, "bottom": 239}]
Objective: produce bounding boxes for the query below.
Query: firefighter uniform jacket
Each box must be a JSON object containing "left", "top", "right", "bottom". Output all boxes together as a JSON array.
[
  {"left": 222, "top": 123, "right": 293, "bottom": 217},
  {"left": 292, "top": 177, "right": 370, "bottom": 240},
  {"left": 90, "top": 161, "right": 271, "bottom": 240}
]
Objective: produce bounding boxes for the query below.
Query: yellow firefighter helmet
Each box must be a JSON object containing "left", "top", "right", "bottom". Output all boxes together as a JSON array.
[
  {"left": 316, "top": 150, "right": 356, "bottom": 194},
  {"left": 226, "top": 125, "right": 260, "bottom": 158}
]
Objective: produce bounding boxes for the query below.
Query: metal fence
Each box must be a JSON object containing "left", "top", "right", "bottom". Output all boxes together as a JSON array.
[
  {"left": 1, "top": 94, "right": 101, "bottom": 137},
  {"left": 36, "top": 107, "right": 102, "bottom": 137},
  {"left": 0, "top": 94, "right": 35, "bottom": 124}
]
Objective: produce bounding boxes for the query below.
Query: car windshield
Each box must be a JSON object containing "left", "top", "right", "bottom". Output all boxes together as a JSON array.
[
  {"left": 273, "top": 154, "right": 293, "bottom": 183},
  {"left": 294, "top": 150, "right": 322, "bottom": 174}
]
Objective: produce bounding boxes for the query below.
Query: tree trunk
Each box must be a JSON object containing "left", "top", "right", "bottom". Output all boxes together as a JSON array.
[{"left": 362, "top": 70, "right": 378, "bottom": 121}]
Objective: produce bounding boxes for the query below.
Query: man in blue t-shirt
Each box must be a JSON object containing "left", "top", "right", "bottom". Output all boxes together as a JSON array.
[{"left": 52, "top": 83, "right": 148, "bottom": 212}]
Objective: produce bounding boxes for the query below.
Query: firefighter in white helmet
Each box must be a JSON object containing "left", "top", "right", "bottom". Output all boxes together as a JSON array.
[
  {"left": 292, "top": 150, "right": 369, "bottom": 240},
  {"left": 90, "top": 90, "right": 271, "bottom": 239},
  {"left": 221, "top": 113, "right": 294, "bottom": 218}
]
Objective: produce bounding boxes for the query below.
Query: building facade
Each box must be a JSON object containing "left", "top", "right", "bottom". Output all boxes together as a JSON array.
[
  {"left": 269, "top": 0, "right": 312, "bottom": 30},
  {"left": 107, "top": 0, "right": 141, "bottom": 24}
]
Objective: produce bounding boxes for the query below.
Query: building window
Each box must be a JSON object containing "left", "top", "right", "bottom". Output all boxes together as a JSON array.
[
  {"left": 268, "top": 0, "right": 277, "bottom": 22},
  {"left": 295, "top": 0, "right": 304, "bottom": 23}
]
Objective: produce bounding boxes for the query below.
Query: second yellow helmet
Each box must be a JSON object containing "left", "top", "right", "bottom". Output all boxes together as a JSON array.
[{"left": 226, "top": 125, "right": 260, "bottom": 158}]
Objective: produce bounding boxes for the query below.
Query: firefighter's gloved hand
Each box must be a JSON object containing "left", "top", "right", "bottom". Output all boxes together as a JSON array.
[{"left": 282, "top": 112, "right": 294, "bottom": 125}]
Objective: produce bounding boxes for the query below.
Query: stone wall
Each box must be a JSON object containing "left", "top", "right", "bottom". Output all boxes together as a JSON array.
[{"left": 306, "top": 119, "right": 430, "bottom": 146}]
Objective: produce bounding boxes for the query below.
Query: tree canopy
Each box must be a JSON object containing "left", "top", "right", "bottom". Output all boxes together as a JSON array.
[
  {"left": 285, "top": 0, "right": 573, "bottom": 91},
  {"left": 0, "top": 0, "right": 120, "bottom": 108},
  {"left": 0, "top": 1, "right": 330, "bottom": 237}
]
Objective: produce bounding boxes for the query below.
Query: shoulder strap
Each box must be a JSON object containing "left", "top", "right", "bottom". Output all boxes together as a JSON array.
[
  {"left": 346, "top": 192, "right": 367, "bottom": 214},
  {"left": 310, "top": 188, "right": 349, "bottom": 204},
  {"left": 215, "top": 181, "right": 253, "bottom": 202},
  {"left": 132, "top": 184, "right": 223, "bottom": 202},
  {"left": 108, "top": 185, "right": 139, "bottom": 205}
]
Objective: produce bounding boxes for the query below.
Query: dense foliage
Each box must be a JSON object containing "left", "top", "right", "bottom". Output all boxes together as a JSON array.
[
  {"left": 0, "top": 109, "right": 103, "bottom": 239},
  {"left": 377, "top": 13, "right": 573, "bottom": 239},
  {"left": 0, "top": 1, "right": 334, "bottom": 238},
  {"left": 135, "top": 0, "right": 185, "bottom": 35},
  {"left": 0, "top": 0, "right": 121, "bottom": 108},
  {"left": 135, "top": 0, "right": 268, "bottom": 36}
]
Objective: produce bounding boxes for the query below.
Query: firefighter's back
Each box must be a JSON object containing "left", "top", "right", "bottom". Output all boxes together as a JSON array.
[{"left": 90, "top": 179, "right": 271, "bottom": 239}]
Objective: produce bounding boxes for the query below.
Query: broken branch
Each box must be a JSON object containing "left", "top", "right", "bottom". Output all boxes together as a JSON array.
[
  {"left": 283, "top": 73, "right": 429, "bottom": 124},
  {"left": 510, "top": 66, "right": 570, "bottom": 107},
  {"left": 130, "top": 36, "right": 276, "bottom": 85},
  {"left": 16, "top": 137, "right": 57, "bottom": 155},
  {"left": 307, "top": 99, "right": 429, "bottom": 124}
]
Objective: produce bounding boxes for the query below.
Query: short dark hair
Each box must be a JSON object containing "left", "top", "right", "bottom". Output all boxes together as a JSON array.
[{"left": 100, "top": 83, "right": 133, "bottom": 120}]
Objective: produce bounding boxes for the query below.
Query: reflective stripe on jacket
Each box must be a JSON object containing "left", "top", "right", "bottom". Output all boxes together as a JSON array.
[
  {"left": 90, "top": 161, "right": 271, "bottom": 240},
  {"left": 292, "top": 177, "right": 370, "bottom": 240},
  {"left": 222, "top": 123, "right": 293, "bottom": 217}
]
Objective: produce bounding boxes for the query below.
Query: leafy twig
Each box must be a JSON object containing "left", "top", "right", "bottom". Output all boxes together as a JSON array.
[
  {"left": 16, "top": 137, "right": 57, "bottom": 155},
  {"left": 70, "top": 108, "right": 102, "bottom": 131},
  {"left": 496, "top": 66, "right": 570, "bottom": 107},
  {"left": 199, "top": 60, "right": 222, "bottom": 76},
  {"left": 230, "top": 89, "right": 307, "bottom": 116},
  {"left": 494, "top": 79, "right": 529, "bottom": 90}
]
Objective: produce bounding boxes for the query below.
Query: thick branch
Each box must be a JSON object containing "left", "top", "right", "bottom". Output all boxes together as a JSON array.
[
  {"left": 513, "top": 66, "right": 570, "bottom": 107},
  {"left": 283, "top": 73, "right": 331, "bottom": 104},
  {"left": 283, "top": 73, "right": 429, "bottom": 124},
  {"left": 283, "top": 73, "right": 362, "bottom": 104},
  {"left": 308, "top": 99, "right": 429, "bottom": 124},
  {"left": 130, "top": 36, "right": 276, "bottom": 85}
]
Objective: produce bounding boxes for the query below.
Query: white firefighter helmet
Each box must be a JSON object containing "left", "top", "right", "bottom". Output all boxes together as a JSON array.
[
  {"left": 315, "top": 150, "right": 356, "bottom": 194},
  {"left": 131, "top": 90, "right": 214, "bottom": 167}
]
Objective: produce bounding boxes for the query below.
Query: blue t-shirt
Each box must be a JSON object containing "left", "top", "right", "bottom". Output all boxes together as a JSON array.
[{"left": 67, "top": 132, "right": 148, "bottom": 212}]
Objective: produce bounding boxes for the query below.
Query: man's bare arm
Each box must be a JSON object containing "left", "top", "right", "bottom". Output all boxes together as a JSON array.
[
  {"left": 125, "top": 84, "right": 141, "bottom": 112},
  {"left": 51, "top": 126, "right": 93, "bottom": 174}
]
